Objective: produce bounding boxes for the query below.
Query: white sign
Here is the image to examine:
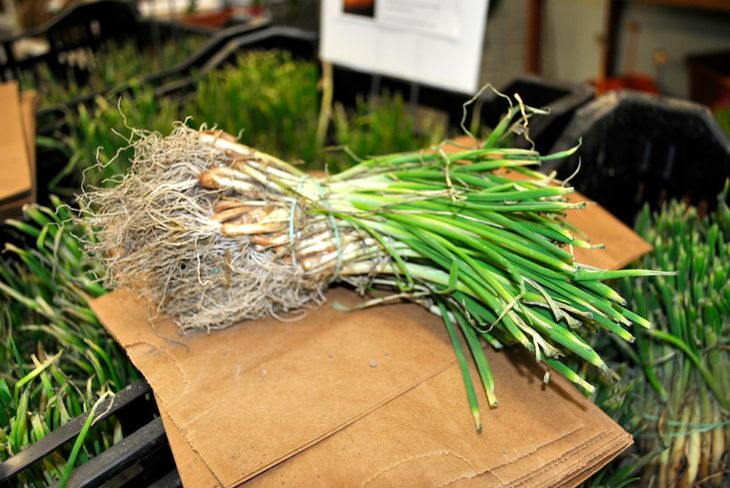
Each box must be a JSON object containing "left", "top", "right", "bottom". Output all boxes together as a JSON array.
[
  {"left": 320, "top": 0, "right": 489, "bottom": 94},
  {"left": 379, "top": 0, "right": 461, "bottom": 39}
]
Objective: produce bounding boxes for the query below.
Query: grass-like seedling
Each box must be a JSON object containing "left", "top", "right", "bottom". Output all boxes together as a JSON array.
[
  {"left": 620, "top": 192, "right": 728, "bottom": 487},
  {"left": 582, "top": 188, "right": 729, "bottom": 487},
  {"left": 0, "top": 197, "right": 138, "bottom": 486},
  {"left": 20, "top": 36, "right": 205, "bottom": 108},
  {"left": 329, "top": 92, "right": 446, "bottom": 172},
  {"left": 189, "top": 51, "right": 321, "bottom": 165},
  {"left": 46, "top": 51, "right": 445, "bottom": 195}
]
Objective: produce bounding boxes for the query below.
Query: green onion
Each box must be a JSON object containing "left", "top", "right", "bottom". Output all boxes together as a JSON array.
[
  {"left": 584, "top": 184, "right": 730, "bottom": 487},
  {"left": 81, "top": 102, "right": 662, "bottom": 431}
]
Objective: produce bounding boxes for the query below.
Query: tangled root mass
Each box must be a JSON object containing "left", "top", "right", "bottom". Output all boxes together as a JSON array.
[{"left": 80, "top": 125, "right": 325, "bottom": 332}]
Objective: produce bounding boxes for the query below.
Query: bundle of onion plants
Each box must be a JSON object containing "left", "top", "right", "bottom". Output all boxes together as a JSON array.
[
  {"left": 0, "top": 198, "right": 138, "bottom": 486},
  {"left": 80, "top": 101, "right": 663, "bottom": 430},
  {"left": 599, "top": 192, "right": 730, "bottom": 487}
]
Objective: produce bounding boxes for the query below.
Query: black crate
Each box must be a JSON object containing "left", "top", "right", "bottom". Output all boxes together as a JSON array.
[
  {"left": 545, "top": 91, "right": 730, "bottom": 225},
  {"left": 117, "top": 29, "right": 593, "bottom": 160},
  {"left": 2, "top": 0, "right": 207, "bottom": 134},
  {"left": 0, "top": 0, "right": 211, "bottom": 84},
  {"left": 187, "top": 28, "right": 593, "bottom": 147},
  {"left": 49, "top": 26, "right": 319, "bottom": 121},
  {"left": 1, "top": 1, "right": 270, "bottom": 135},
  {"left": 0, "top": 380, "right": 180, "bottom": 488},
  {"left": 33, "top": 12, "right": 270, "bottom": 136},
  {"left": 327, "top": 71, "right": 594, "bottom": 152},
  {"left": 195, "top": 25, "right": 318, "bottom": 69}
]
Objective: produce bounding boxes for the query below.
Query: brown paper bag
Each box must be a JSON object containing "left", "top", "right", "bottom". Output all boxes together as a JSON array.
[
  {"left": 158, "top": 346, "right": 631, "bottom": 488},
  {"left": 0, "top": 82, "right": 34, "bottom": 220},
  {"left": 92, "top": 289, "right": 457, "bottom": 486}
]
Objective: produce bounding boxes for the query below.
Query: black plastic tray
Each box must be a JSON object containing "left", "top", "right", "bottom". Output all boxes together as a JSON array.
[
  {"left": 1, "top": 1, "right": 270, "bottom": 134},
  {"left": 0, "top": 0, "right": 210, "bottom": 83},
  {"left": 479, "top": 75, "right": 594, "bottom": 153},
  {"left": 0, "top": 379, "right": 179, "bottom": 487},
  {"left": 545, "top": 90, "right": 730, "bottom": 224},
  {"left": 32, "top": 23, "right": 272, "bottom": 134}
]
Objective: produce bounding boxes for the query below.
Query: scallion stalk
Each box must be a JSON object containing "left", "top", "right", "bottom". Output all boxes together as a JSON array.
[{"left": 80, "top": 105, "right": 665, "bottom": 431}]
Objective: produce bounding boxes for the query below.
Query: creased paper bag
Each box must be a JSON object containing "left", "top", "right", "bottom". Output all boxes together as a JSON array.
[{"left": 92, "top": 289, "right": 456, "bottom": 486}]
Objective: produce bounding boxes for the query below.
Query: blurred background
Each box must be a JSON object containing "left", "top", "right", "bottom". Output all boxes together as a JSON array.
[{"left": 0, "top": 1, "right": 729, "bottom": 487}]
